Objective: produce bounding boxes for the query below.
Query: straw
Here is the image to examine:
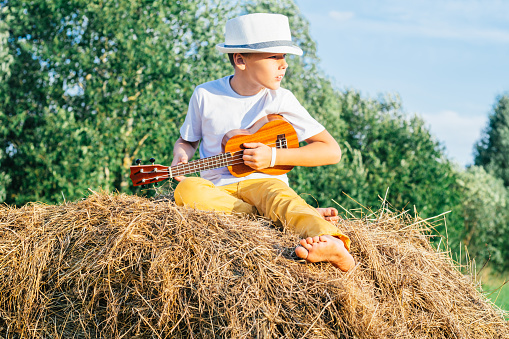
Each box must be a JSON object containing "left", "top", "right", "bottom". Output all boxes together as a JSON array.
[{"left": 0, "top": 191, "right": 507, "bottom": 338}]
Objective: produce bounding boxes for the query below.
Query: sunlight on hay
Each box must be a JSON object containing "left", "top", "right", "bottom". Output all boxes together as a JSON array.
[{"left": 0, "top": 191, "right": 507, "bottom": 338}]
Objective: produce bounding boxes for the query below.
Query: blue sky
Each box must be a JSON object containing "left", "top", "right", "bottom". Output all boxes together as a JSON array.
[{"left": 293, "top": 0, "right": 509, "bottom": 166}]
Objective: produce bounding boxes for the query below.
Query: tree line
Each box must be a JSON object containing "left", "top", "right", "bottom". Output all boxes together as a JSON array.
[{"left": 1, "top": 0, "right": 508, "bottom": 271}]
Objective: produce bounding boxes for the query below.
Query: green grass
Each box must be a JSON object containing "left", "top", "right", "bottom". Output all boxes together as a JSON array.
[{"left": 480, "top": 272, "right": 509, "bottom": 316}]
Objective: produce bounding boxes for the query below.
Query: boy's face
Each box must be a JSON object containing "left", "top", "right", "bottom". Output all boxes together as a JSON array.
[{"left": 236, "top": 53, "right": 288, "bottom": 91}]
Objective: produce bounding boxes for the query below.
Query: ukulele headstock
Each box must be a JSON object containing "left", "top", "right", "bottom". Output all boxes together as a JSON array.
[{"left": 130, "top": 158, "right": 169, "bottom": 187}]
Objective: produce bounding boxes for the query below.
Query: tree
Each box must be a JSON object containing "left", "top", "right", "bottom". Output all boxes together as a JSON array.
[
  {"left": 474, "top": 95, "right": 509, "bottom": 187},
  {"left": 0, "top": 6, "right": 12, "bottom": 202},
  {"left": 1, "top": 0, "right": 232, "bottom": 205},
  {"left": 457, "top": 166, "right": 509, "bottom": 271}
]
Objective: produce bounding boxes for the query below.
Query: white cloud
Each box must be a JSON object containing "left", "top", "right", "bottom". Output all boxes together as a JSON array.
[
  {"left": 329, "top": 11, "right": 354, "bottom": 22},
  {"left": 353, "top": 19, "right": 509, "bottom": 44},
  {"left": 323, "top": 1, "right": 509, "bottom": 44},
  {"left": 420, "top": 110, "right": 487, "bottom": 166}
]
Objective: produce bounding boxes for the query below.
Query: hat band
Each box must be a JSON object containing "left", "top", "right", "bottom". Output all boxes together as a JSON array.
[{"left": 223, "top": 40, "right": 296, "bottom": 50}]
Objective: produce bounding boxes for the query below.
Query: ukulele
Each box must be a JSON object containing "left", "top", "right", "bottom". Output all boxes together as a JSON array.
[{"left": 130, "top": 114, "right": 299, "bottom": 187}]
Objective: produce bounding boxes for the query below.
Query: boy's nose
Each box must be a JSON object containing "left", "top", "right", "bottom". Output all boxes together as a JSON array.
[{"left": 279, "top": 59, "right": 288, "bottom": 70}]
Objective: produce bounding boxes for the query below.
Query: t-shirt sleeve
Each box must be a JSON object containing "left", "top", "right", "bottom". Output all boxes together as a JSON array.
[
  {"left": 278, "top": 91, "right": 325, "bottom": 142},
  {"left": 179, "top": 89, "right": 202, "bottom": 142}
]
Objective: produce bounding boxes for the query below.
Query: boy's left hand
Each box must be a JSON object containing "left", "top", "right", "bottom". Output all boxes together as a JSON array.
[{"left": 242, "top": 142, "right": 273, "bottom": 169}]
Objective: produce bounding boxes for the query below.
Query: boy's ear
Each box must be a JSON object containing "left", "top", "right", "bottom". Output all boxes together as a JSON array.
[{"left": 233, "top": 53, "right": 247, "bottom": 70}]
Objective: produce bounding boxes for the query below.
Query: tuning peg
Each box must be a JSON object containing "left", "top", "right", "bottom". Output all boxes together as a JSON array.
[
  {"left": 135, "top": 159, "right": 142, "bottom": 165},
  {"left": 149, "top": 157, "right": 155, "bottom": 164}
]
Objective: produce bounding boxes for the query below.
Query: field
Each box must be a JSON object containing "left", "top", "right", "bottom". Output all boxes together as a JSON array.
[{"left": 482, "top": 272, "right": 509, "bottom": 316}]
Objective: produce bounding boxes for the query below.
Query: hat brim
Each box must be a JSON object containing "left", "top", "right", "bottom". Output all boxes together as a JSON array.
[{"left": 216, "top": 43, "right": 303, "bottom": 56}]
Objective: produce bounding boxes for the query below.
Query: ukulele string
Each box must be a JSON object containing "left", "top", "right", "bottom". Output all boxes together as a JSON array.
[
  {"left": 168, "top": 155, "right": 263, "bottom": 177},
  {"left": 140, "top": 150, "right": 279, "bottom": 183},
  {"left": 170, "top": 156, "right": 254, "bottom": 176},
  {"left": 158, "top": 140, "right": 286, "bottom": 177}
]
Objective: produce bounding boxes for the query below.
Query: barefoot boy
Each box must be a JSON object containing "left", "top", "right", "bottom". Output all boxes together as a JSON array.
[{"left": 172, "top": 13, "right": 354, "bottom": 271}]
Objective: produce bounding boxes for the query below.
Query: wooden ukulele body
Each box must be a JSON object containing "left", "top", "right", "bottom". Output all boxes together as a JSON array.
[{"left": 222, "top": 114, "right": 299, "bottom": 177}]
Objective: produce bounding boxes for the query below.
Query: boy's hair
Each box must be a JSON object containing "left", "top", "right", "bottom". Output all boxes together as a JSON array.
[
  {"left": 228, "top": 53, "right": 236, "bottom": 66},
  {"left": 228, "top": 53, "right": 251, "bottom": 67}
]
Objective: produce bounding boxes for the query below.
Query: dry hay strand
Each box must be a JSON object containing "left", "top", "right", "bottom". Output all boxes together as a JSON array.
[{"left": 0, "top": 192, "right": 507, "bottom": 338}]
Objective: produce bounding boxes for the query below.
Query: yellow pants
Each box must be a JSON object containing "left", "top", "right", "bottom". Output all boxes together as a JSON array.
[{"left": 174, "top": 177, "right": 350, "bottom": 250}]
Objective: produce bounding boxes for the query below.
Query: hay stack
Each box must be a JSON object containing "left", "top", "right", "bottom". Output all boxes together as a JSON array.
[{"left": 0, "top": 192, "right": 507, "bottom": 338}]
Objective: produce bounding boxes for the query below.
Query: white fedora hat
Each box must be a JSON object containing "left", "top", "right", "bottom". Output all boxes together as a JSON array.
[{"left": 216, "top": 13, "right": 303, "bottom": 56}]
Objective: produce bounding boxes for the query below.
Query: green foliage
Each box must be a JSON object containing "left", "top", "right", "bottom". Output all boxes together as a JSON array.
[
  {"left": 1, "top": 0, "right": 231, "bottom": 205},
  {"left": 474, "top": 95, "right": 509, "bottom": 187},
  {"left": 341, "top": 92, "right": 461, "bottom": 220},
  {"left": 0, "top": 6, "right": 13, "bottom": 201},
  {"left": 0, "top": 148, "right": 9, "bottom": 202},
  {"left": 457, "top": 166, "right": 509, "bottom": 271},
  {"left": 470, "top": 95, "right": 509, "bottom": 271}
]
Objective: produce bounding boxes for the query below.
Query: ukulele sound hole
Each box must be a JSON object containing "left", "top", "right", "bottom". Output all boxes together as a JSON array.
[{"left": 276, "top": 134, "right": 288, "bottom": 149}]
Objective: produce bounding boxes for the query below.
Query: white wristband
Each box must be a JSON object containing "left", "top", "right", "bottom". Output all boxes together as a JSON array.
[{"left": 270, "top": 147, "right": 277, "bottom": 167}]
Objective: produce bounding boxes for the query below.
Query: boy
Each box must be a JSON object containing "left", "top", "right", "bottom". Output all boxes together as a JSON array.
[{"left": 171, "top": 13, "right": 354, "bottom": 271}]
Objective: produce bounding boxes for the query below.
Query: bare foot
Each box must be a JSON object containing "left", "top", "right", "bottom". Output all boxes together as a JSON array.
[
  {"left": 295, "top": 235, "right": 355, "bottom": 272},
  {"left": 316, "top": 207, "right": 339, "bottom": 223}
]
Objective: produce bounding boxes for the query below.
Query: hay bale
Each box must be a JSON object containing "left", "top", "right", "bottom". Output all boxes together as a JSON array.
[{"left": 0, "top": 192, "right": 507, "bottom": 338}]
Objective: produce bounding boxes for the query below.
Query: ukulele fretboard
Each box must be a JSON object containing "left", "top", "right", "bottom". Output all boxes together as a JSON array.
[{"left": 170, "top": 152, "right": 234, "bottom": 178}]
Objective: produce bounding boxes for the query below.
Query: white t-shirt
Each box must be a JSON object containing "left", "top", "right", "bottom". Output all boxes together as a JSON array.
[{"left": 180, "top": 75, "right": 325, "bottom": 186}]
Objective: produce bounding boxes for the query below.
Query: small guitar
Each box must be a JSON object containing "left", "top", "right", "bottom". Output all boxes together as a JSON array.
[{"left": 130, "top": 114, "right": 299, "bottom": 187}]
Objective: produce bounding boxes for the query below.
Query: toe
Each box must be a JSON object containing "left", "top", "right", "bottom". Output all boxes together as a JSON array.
[
  {"left": 295, "top": 246, "right": 309, "bottom": 260},
  {"left": 300, "top": 239, "right": 313, "bottom": 250}
]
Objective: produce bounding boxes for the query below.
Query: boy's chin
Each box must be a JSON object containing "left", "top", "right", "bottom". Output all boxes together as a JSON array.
[{"left": 266, "top": 83, "right": 281, "bottom": 90}]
